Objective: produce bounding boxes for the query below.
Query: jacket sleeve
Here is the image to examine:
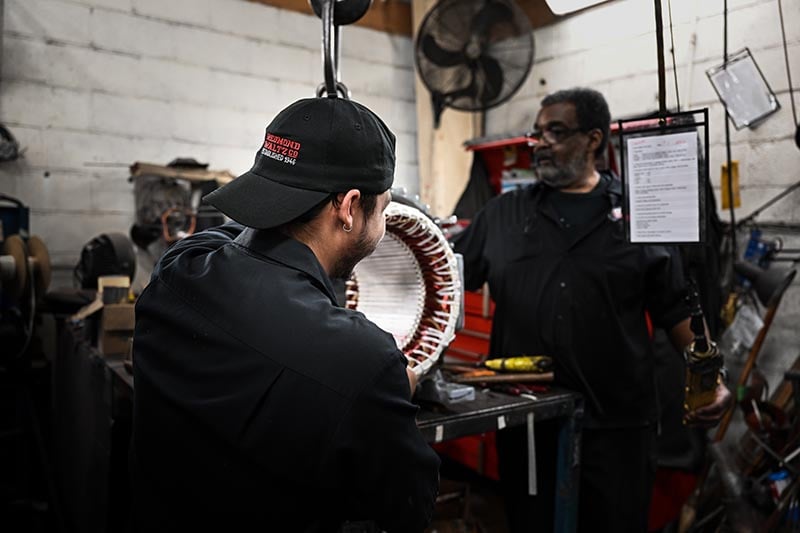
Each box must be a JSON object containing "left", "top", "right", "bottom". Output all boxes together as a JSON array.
[
  {"left": 452, "top": 207, "right": 490, "bottom": 292},
  {"left": 329, "top": 356, "right": 441, "bottom": 532}
]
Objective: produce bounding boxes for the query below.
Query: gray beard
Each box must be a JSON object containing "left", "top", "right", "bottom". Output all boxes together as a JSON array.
[{"left": 535, "top": 152, "right": 587, "bottom": 189}]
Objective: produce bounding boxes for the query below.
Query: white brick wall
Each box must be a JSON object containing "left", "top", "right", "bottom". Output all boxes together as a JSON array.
[
  {"left": 0, "top": 0, "right": 418, "bottom": 271},
  {"left": 487, "top": 0, "right": 800, "bottom": 419},
  {"left": 490, "top": 0, "right": 799, "bottom": 226}
]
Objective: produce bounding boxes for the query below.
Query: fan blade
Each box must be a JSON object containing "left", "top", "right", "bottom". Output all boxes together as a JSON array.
[
  {"left": 442, "top": 85, "right": 480, "bottom": 103},
  {"left": 470, "top": 1, "right": 514, "bottom": 37},
  {"left": 421, "top": 33, "right": 464, "bottom": 67},
  {"left": 477, "top": 55, "right": 504, "bottom": 103}
]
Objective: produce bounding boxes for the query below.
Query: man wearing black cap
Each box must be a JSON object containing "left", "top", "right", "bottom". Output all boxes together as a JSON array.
[{"left": 130, "top": 97, "right": 440, "bottom": 532}]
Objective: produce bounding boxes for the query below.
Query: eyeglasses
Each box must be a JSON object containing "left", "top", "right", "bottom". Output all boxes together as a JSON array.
[{"left": 526, "top": 126, "right": 586, "bottom": 144}]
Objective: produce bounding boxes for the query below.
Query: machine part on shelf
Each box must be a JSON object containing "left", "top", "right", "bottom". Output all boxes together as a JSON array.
[
  {"left": 310, "top": 0, "right": 370, "bottom": 99},
  {"left": 346, "top": 202, "right": 462, "bottom": 378},
  {"left": 1, "top": 233, "right": 51, "bottom": 361},
  {"left": 1, "top": 234, "right": 28, "bottom": 303},
  {"left": 484, "top": 355, "right": 553, "bottom": 373},
  {"left": 26, "top": 235, "right": 51, "bottom": 298},
  {"left": 160, "top": 207, "right": 197, "bottom": 243},
  {"left": 74, "top": 233, "right": 137, "bottom": 290}
]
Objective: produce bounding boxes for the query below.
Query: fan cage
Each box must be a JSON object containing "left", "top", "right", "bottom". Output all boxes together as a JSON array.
[{"left": 414, "top": 0, "right": 534, "bottom": 112}]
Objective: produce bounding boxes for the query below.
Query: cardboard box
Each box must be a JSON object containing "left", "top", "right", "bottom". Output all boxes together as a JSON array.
[
  {"left": 100, "top": 332, "right": 132, "bottom": 356},
  {"left": 69, "top": 298, "right": 135, "bottom": 356},
  {"left": 99, "top": 303, "right": 135, "bottom": 355},
  {"left": 102, "top": 303, "right": 135, "bottom": 331}
]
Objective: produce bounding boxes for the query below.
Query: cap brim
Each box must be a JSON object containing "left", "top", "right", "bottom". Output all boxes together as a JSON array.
[{"left": 203, "top": 170, "right": 330, "bottom": 229}]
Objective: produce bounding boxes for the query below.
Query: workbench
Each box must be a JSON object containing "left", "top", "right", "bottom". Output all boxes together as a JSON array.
[
  {"left": 54, "top": 323, "right": 583, "bottom": 533},
  {"left": 416, "top": 385, "right": 583, "bottom": 533}
]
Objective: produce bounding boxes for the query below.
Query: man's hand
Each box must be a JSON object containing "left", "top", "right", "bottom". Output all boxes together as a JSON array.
[
  {"left": 684, "top": 382, "right": 733, "bottom": 427},
  {"left": 407, "top": 367, "right": 418, "bottom": 397}
]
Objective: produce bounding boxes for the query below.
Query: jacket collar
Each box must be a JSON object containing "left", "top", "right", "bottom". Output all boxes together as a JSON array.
[{"left": 234, "top": 227, "right": 338, "bottom": 304}]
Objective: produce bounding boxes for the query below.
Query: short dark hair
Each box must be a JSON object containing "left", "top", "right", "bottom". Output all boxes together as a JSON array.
[
  {"left": 541, "top": 88, "right": 610, "bottom": 159},
  {"left": 283, "top": 191, "right": 380, "bottom": 232}
]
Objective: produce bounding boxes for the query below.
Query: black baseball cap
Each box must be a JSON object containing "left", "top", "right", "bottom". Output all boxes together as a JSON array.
[{"left": 204, "top": 97, "right": 396, "bottom": 229}]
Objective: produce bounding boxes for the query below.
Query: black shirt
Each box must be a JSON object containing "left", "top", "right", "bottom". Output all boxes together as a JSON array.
[
  {"left": 547, "top": 173, "right": 610, "bottom": 235},
  {"left": 453, "top": 174, "right": 688, "bottom": 428},
  {"left": 131, "top": 223, "right": 440, "bottom": 532}
]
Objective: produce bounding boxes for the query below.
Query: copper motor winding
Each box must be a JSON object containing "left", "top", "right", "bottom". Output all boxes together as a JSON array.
[{"left": 346, "top": 202, "right": 461, "bottom": 377}]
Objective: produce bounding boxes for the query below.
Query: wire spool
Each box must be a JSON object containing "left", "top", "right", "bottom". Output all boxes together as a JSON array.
[
  {"left": 346, "top": 202, "right": 462, "bottom": 377},
  {"left": 26, "top": 235, "right": 52, "bottom": 298},
  {"left": 1, "top": 235, "right": 28, "bottom": 303}
]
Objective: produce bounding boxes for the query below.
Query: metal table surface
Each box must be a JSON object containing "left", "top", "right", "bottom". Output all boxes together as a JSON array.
[
  {"left": 417, "top": 387, "right": 583, "bottom": 533},
  {"left": 105, "top": 355, "right": 583, "bottom": 533}
]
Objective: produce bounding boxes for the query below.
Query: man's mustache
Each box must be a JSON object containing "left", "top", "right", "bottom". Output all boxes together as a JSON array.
[{"left": 533, "top": 151, "right": 554, "bottom": 166}]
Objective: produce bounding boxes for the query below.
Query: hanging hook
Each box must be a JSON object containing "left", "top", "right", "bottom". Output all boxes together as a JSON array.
[{"left": 310, "top": 0, "right": 371, "bottom": 99}]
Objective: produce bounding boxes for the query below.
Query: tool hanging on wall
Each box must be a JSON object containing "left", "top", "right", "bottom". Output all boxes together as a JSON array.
[{"left": 309, "top": 0, "right": 371, "bottom": 99}]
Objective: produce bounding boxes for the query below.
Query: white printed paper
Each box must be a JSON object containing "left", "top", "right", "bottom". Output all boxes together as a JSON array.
[{"left": 627, "top": 131, "right": 700, "bottom": 243}]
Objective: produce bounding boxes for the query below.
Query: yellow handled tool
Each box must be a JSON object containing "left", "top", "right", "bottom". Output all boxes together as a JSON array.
[{"left": 484, "top": 355, "right": 552, "bottom": 373}]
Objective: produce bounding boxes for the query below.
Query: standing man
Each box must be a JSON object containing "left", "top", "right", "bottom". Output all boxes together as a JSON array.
[
  {"left": 453, "top": 88, "right": 731, "bottom": 532},
  {"left": 130, "top": 97, "right": 440, "bottom": 532}
]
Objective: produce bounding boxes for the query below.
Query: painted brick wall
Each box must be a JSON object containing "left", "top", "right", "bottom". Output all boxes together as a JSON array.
[
  {"left": 487, "top": 0, "right": 799, "bottom": 411},
  {"left": 0, "top": 0, "right": 417, "bottom": 272}
]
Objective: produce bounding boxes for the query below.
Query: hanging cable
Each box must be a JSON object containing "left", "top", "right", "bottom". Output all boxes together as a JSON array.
[
  {"left": 723, "top": 0, "right": 737, "bottom": 258},
  {"left": 654, "top": 0, "right": 667, "bottom": 116},
  {"left": 777, "top": 0, "right": 798, "bottom": 128},
  {"left": 667, "top": 0, "right": 681, "bottom": 111}
]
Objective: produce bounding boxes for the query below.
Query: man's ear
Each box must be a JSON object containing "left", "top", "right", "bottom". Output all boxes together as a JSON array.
[
  {"left": 586, "top": 129, "right": 603, "bottom": 155},
  {"left": 336, "top": 189, "right": 361, "bottom": 230}
]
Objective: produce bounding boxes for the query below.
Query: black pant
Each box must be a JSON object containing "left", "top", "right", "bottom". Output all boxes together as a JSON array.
[{"left": 497, "top": 421, "right": 657, "bottom": 533}]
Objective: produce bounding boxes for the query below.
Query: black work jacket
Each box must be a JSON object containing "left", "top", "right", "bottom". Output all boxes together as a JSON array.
[
  {"left": 453, "top": 175, "right": 688, "bottom": 428},
  {"left": 130, "top": 223, "right": 440, "bottom": 532}
]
